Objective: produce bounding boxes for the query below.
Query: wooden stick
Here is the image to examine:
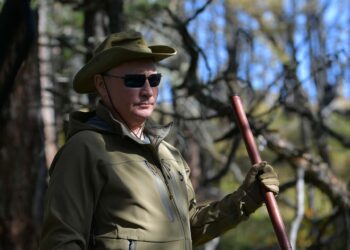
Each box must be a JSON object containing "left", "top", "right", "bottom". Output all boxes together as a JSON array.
[{"left": 231, "top": 95, "right": 292, "bottom": 250}]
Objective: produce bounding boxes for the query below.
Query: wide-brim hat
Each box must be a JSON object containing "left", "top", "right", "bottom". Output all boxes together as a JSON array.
[{"left": 73, "top": 30, "right": 177, "bottom": 93}]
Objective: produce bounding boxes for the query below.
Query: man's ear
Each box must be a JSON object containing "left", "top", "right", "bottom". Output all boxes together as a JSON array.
[
  {"left": 94, "top": 74, "right": 113, "bottom": 109},
  {"left": 94, "top": 74, "right": 107, "bottom": 100}
]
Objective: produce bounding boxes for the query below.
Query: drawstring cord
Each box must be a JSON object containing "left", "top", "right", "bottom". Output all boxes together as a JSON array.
[{"left": 101, "top": 76, "right": 145, "bottom": 140}]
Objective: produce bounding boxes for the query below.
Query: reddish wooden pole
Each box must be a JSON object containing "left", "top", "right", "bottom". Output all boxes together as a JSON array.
[{"left": 231, "top": 95, "right": 292, "bottom": 250}]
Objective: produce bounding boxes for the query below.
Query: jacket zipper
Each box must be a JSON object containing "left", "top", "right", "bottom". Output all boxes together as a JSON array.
[
  {"left": 144, "top": 160, "right": 157, "bottom": 176},
  {"left": 160, "top": 160, "right": 188, "bottom": 250},
  {"left": 145, "top": 160, "right": 174, "bottom": 200},
  {"left": 145, "top": 146, "right": 188, "bottom": 249}
]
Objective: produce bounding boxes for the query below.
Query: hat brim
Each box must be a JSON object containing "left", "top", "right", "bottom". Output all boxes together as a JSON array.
[{"left": 73, "top": 45, "right": 176, "bottom": 93}]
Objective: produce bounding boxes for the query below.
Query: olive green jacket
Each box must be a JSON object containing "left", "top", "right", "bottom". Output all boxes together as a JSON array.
[{"left": 39, "top": 103, "right": 252, "bottom": 250}]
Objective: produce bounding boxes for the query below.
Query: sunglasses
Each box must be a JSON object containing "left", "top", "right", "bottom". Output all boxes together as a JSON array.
[{"left": 102, "top": 73, "right": 162, "bottom": 88}]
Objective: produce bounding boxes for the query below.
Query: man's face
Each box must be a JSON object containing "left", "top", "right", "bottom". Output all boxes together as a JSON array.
[{"left": 100, "top": 60, "right": 159, "bottom": 127}]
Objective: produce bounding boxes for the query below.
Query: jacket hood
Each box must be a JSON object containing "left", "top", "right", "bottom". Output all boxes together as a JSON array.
[{"left": 66, "top": 102, "right": 173, "bottom": 146}]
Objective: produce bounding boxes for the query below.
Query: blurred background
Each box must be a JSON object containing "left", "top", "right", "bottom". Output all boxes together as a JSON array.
[{"left": 0, "top": 0, "right": 349, "bottom": 249}]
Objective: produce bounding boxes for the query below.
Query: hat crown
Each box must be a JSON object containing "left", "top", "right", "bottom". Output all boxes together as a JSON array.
[
  {"left": 74, "top": 30, "right": 176, "bottom": 93},
  {"left": 94, "top": 30, "right": 152, "bottom": 55}
]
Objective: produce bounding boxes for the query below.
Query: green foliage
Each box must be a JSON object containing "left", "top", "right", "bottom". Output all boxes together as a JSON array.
[
  {"left": 52, "top": 2, "right": 84, "bottom": 30},
  {"left": 218, "top": 211, "right": 278, "bottom": 249},
  {"left": 125, "top": 0, "right": 169, "bottom": 18}
]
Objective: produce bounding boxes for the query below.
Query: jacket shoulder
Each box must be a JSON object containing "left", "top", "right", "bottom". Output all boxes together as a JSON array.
[
  {"left": 49, "top": 130, "right": 107, "bottom": 176},
  {"left": 67, "top": 129, "right": 106, "bottom": 144}
]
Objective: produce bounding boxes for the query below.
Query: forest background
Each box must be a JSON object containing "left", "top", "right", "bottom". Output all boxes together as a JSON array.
[{"left": 0, "top": 0, "right": 349, "bottom": 249}]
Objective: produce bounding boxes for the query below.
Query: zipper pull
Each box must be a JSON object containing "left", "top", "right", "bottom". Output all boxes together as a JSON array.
[{"left": 178, "top": 171, "right": 184, "bottom": 181}]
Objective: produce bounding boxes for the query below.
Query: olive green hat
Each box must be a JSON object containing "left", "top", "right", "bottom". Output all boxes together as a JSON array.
[{"left": 73, "top": 30, "right": 177, "bottom": 93}]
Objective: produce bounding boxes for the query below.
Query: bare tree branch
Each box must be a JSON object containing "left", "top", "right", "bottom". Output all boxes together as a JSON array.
[{"left": 290, "top": 167, "right": 305, "bottom": 250}]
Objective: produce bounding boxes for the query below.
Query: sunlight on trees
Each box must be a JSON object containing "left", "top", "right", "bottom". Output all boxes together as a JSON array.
[{"left": 0, "top": 0, "right": 349, "bottom": 249}]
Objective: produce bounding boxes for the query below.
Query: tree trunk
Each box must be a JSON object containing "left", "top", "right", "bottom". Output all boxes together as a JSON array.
[
  {"left": 0, "top": 1, "right": 46, "bottom": 249},
  {"left": 105, "top": 0, "right": 124, "bottom": 33},
  {"left": 0, "top": 34, "right": 47, "bottom": 250},
  {"left": 38, "top": 0, "right": 58, "bottom": 168}
]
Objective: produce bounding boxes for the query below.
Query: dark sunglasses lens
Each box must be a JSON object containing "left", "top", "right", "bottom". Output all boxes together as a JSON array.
[
  {"left": 123, "top": 74, "right": 162, "bottom": 88},
  {"left": 148, "top": 74, "right": 162, "bottom": 87},
  {"left": 124, "top": 75, "right": 145, "bottom": 88}
]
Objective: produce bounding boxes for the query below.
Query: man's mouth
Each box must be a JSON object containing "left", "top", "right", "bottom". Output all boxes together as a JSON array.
[{"left": 136, "top": 102, "right": 153, "bottom": 107}]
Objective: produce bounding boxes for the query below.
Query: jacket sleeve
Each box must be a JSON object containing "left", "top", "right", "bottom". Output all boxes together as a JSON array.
[
  {"left": 183, "top": 158, "right": 253, "bottom": 246},
  {"left": 39, "top": 133, "right": 105, "bottom": 250}
]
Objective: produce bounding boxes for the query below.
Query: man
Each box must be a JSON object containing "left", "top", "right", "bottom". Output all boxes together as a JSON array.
[{"left": 39, "top": 30, "right": 279, "bottom": 250}]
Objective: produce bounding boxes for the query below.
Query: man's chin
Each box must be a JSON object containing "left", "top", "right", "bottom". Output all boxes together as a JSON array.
[{"left": 134, "top": 111, "right": 153, "bottom": 121}]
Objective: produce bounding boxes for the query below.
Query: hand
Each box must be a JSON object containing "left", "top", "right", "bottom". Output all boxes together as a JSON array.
[{"left": 238, "top": 161, "right": 279, "bottom": 215}]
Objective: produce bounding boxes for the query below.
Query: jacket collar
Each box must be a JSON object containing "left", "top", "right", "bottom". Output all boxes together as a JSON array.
[{"left": 96, "top": 102, "right": 173, "bottom": 146}]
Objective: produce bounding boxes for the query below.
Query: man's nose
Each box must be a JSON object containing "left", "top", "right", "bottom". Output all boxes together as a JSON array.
[{"left": 140, "top": 79, "right": 153, "bottom": 96}]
